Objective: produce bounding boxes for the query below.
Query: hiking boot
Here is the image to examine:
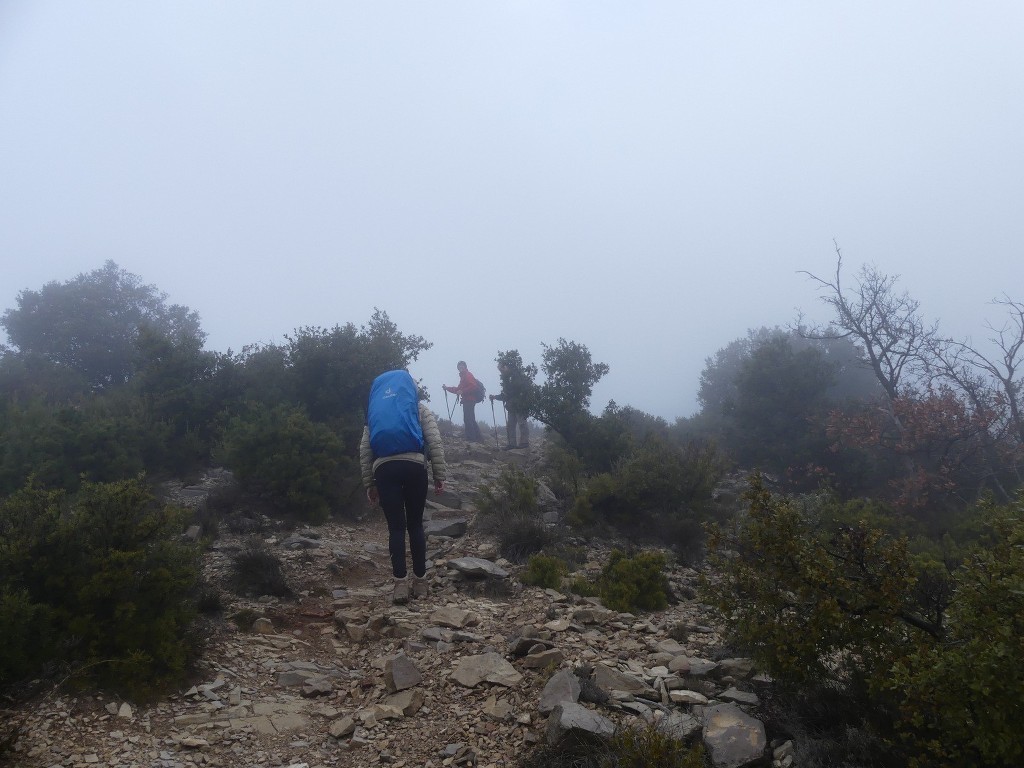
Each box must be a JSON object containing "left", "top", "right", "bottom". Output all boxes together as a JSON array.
[
  {"left": 392, "top": 578, "right": 410, "bottom": 604},
  {"left": 503, "top": 444, "right": 517, "bottom": 451},
  {"left": 411, "top": 576, "right": 429, "bottom": 599}
]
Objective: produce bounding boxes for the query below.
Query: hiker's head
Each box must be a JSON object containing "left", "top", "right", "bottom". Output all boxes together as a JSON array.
[{"left": 457, "top": 361, "right": 468, "bottom": 373}]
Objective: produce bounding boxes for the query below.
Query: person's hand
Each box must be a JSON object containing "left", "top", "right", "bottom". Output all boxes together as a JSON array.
[
  {"left": 434, "top": 480, "right": 444, "bottom": 495},
  {"left": 366, "top": 486, "right": 379, "bottom": 505},
  {"left": 442, "top": 385, "right": 451, "bottom": 393},
  {"left": 488, "top": 394, "right": 494, "bottom": 402}
]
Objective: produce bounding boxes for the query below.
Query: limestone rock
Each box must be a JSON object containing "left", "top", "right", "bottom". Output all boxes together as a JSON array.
[
  {"left": 702, "top": 703, "right": 767, "bottom": 768},
  {"left": 538, "top": 668, "right": 582, "bottom": 714},
  {"left": 385, "top": 654, "right": 423, "bottom": 693},
  {"left": 425, "top": 518, "right": 468, "bottom": 538},
  {"left": 592, "top": 662, "right": 657, "bottom": 699},
  {"left": 329, "top": 716, "right": 356, "bottom": 739},
  {"left": 386, "top": 688, "right": 425, "bottom": 716},
  {"left": 448, "top": 557, "right": 510, "bottom": 579},
  {"left": 430, "top": 606, "right": 480, "bottom": 629},
  {"left": 545, "top": 702, "right": 615, "bottom": 746},
  {"left": 719, "top": 687, "right": 759, "bottom": 706},
  {"left": 451, "top": 652, "right": 523, "bottom": 688}
]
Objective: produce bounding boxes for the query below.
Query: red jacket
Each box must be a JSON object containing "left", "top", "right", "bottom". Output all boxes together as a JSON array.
[{"left": 446, "top": 370, "right": 481, "bottom": 398}]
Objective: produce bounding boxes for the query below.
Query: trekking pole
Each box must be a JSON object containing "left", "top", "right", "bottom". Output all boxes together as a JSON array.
[
  {"left": 443, "top": 388, "right": 455, "bottom": 421},
  {"left": 490, "top": 398, "right": 499, "bottom": 448}
]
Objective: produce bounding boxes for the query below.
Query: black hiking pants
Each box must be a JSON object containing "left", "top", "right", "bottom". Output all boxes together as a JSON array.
[{"left": 374, "top": 459, "right": 428, "bottom": 579}]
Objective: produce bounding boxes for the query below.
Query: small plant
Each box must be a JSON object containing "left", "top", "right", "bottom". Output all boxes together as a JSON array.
[
  {"left": 522, "top": 554, "right": 568, "bottom": 589},
  {"left": 230, "top": 539, "right": 291, "bottom": 598},
  {"left": 567, "top": 576, "right": 600, "bottom": 597},
  {"left": 517, "top": 723, "right": 703, "bottom": 768},
  {"left": 598, "top": 550, "right": 669, "bottom": 613},
  {"left": 477, "top": 467, "right": 554, "bottom": 563},
  {"left": 228, "top": 608, "right": 261, "bottom": 632},
  {"left": 607, "top": 725, "right": 705, "bottom": 768}
]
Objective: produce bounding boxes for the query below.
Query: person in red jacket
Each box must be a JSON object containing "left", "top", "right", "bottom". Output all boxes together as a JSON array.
[{"left": 443, "top": 360, "right": 484, "bottom": 443}]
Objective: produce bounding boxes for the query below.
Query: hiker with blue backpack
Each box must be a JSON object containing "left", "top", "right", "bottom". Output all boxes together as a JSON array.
[
  {"left": 360, "top": 369, "right": 447, "bottom": 604},
  {"left": 442, "top": 360, "right": 486, "bottom": 443}
]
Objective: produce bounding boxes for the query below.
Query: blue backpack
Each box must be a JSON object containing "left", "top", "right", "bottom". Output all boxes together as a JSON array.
[{"left": 368, "top": 370, "right": 424, "bottom": 457}]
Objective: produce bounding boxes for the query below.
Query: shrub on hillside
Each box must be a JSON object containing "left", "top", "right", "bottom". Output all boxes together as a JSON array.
[
  {"left": 477, "top": 466, "right": 555, "bottom": 562},
  {"left": 230, "top": 539, "right": 291, "bottom": 598},
  {"left": 521, "top": 553, "right": 568, "bottom": 589},
  {"left": 705, "top": 478, "right": 1024, "bottom": 768},
  {"left": 518, "top": 723, "right": 703, "bottom": 768},
  {"left": 0, "top": 478, "right": 200, "bottom": 696},
  {"left": 0, "top": 398, "right": 167, "bottom": 496},
  {"left": 598, "top": 550, "right": 669, "bottom": 613},
  {"left": 217, "top": 403, "right": 346, "bottom": 522},
  {"left": 570, "top": 436, "right": 726, "bottom": 559}
]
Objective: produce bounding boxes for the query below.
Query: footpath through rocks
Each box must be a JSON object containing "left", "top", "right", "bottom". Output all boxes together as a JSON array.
[{"left": 3, "top": 434, "right": 789, "bottom": 768}]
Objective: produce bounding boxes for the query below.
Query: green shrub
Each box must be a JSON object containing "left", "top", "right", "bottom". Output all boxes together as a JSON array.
[
  {"left": 477, "top": 466, "right": 554, "bottom": 563},
  {"left": 567, "top": 576, "right": 600, "bottom": 598},
  {"left": 218, "top": 403, "right": 345, "bottom": 522},
  {"left": 231, "top": 539, "right": 291, "bottom": 598},
  {"left": 607, "top": 726, "right": 705, "bottom": 767},
  {"left": 598, "top": 550, "right": 669, "bottom": 613},
  {"left": 522, "top": 554, "right": 568, "bottom": 589},
  {"left": 570, "top": 437, "right": 725, "bottom": 561},
  {"left": 0, "top": 478, "right": 201, "bottom": 696},
  {"left": 706, "top": 478, "right": 1024, "bottom": 768},
  {"left": 518, "top": 723, "right": 703, "bottom": 768},
  {"left": 479, "top": 465, "right": 539, "bottom": 518}
]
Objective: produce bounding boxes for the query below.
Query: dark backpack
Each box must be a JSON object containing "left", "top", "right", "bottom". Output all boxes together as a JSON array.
[
  {"left": 367, "top": 370, "right": 424, "bottom": 456},
  {"left": 470, "top": 378, "right": 486, "bottom": 403}
]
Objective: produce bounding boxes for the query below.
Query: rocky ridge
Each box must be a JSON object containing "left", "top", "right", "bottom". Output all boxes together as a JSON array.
[{"left": 3, "top": 435, "right": 788, "bottom": 768}]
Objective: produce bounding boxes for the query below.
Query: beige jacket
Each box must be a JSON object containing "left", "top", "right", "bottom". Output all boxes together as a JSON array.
[{"left": 359, "top": 402, "right": 446, "bottom": 489}]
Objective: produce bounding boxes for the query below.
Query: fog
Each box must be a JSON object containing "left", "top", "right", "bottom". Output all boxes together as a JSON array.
[{"left": 1, "top": 2, "right": 1021, "bottom": 421}]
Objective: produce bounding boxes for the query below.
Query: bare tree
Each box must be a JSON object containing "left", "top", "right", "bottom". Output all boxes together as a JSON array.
[
  {"left": 929, "top": 297, "right": 1024, "bottom": 488},
  {"left": 798, "top": 243, "right": 937, "bottom": 404}
]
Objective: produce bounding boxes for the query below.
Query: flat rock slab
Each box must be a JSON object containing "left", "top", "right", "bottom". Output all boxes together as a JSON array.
[
  {"left": 425, "top": 518, "right": 468, "bottom": 538},
  {"left": 450, "top": 652, "right": 523, "bottom": 688},
  {"left": 592, "top": 663, "right": 657, "bottom": 698},
  {"left": 448, "top": 557, "right": 509, "bottom": 579},
  {"left": 545, "top": 702, "right": 615, "bottom": 745},
  {"left": 539, "top": 668, "right": 582, "bottom": 714},
  {"left": 703, "top": 703, "right": 767, "bottom": 768}
]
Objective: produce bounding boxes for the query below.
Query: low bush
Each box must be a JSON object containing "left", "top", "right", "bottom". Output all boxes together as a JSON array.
[
  {"left": 598, "top": 550, "right": 669, "bottom": 613},
  {"left": 217, "top": 403, "right": 346, "bottom": 523},
  {"left": 705, "top": 478, "right": 1024, "bottom": 768},
  {"left": 477, "top": 466, "right": 555, "bottom": 563},
  {"left": 230, "top": 539, "right": 291, "bottom": 598},
  {"left": 522, "top": 554, "right": 568, "bottom": 589},
  {"left": 518, "top": 723, "right": 703, "bottom": 768},
  {"left": 567, "top": 576, "right": 600, "bottom": 598},
  {"left": 0, "top": 478, "right": 201, "bottom": 696},
  {"left": 570, "top": 437, "right": 726, "bottom": 560}
]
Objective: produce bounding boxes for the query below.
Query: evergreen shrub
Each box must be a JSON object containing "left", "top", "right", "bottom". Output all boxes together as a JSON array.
[
  {"left": 517, "top": 723, "right": 703, "bottom": 768},
  {"left": 522, "top": 554, "right": 567, "bottom": 589},
  {"left": 706, "top": 478, "right": 1024, "bottom": 768},
  {"left": 0, "top": 478, "right": 201, "bottom": 696},
  {"left": 230, "top": 539, "right": 291, "bottom": 598},
  {"left": 570, "top": 437, "right": 725, "bottom": 560},
  {"left": 477, "top": 466, "right": 554, "bottom": 562},
  {"left": 218, "top": 403, "right": 345, "bottom": 522},
  {"left": 598, "top": 550, "right": 669, "bottom": 613}
]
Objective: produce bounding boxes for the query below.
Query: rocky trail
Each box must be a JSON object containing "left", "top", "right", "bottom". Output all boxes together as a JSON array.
[{"left": 2, "top": 435, "right": 787, "bottom": 768}]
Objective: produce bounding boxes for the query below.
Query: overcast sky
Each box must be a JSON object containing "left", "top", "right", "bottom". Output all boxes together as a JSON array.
[{"left": 1, "top": 2, "right": 1021, "bottom": 421}]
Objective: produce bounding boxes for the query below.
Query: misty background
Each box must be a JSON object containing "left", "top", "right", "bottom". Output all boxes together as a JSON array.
[{"left": 2, "top": 2, "right": 1021, "bottom": 421}]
